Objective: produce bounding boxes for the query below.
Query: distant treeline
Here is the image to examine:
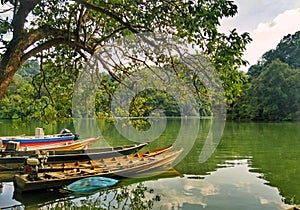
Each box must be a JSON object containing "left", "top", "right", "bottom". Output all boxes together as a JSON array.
[
  {"left": 0, "top": 60, "right": 206, "bottom": 123},
  {"left": 1, "top": 31, "right": 300, "bottom": 122},
  {"left": 230, "top": 31, "right": 300, "bottom": 121}
]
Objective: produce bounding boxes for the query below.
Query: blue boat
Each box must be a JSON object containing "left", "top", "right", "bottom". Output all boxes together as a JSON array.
[
  {"left": 1, "top": 128, "right": 77, "bottom": 147},
  {"left": 63, "top": 177, "right": 119, "bottom": 193}
]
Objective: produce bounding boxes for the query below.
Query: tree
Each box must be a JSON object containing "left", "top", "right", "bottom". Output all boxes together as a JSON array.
[
  {"left": 0, "top": 0, "right": 251, "bottom": 112},
  {"left": 233, "top": 60, "right": 300, "bottom": 121},
  {"left": 247, "top": 31, "right": 300, "bottom": 79},
  {"left": 233, "top": 31, "right": 300, "bottom": 121}
]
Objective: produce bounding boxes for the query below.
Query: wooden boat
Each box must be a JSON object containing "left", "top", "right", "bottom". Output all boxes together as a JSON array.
[
  {"left": 12, "top": 168, "right": 182, "bottom": 207},
  {"left": 0, "top": 144, "right": 173, "bottom": 174},
  {"left": 63, "top": 177, "right": 119, "bottom": 193},
  {"left": 0, "top": 142, "right": 149, "bottom": 171},
  {"left": 1, "top": 128, "right": 77, "bottom": 148},
  {"left": 37, "top": 144, "right": 174, "bottom": 172},
  {"left": 287, "top": 205, "right": 300, "bottom": 210},
  {"left": 3, "top": 136, "right": 99, "bottom": 152},
  {"left": 13, "top": 147, "right": 182, "bottom": 192},
  {"left": 133, "top": 144, "right": 174, "bottom": 158}
]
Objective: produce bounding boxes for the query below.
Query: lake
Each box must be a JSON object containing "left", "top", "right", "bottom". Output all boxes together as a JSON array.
[{"left": 0, "top": 119, "right": 299, "bottom": 209}]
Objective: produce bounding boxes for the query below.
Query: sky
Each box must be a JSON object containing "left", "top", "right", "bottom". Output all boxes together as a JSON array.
[{"left": 219, "top": 0, "right": 300, "bottom": 71}]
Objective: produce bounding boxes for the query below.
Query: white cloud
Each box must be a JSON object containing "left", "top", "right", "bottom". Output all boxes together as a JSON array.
[
  {"left": 219, "top": 1, "right": 300, "bottom": 72},
  {"left": 220, "top": 0, "right": 300, "bottom": 33},
  {"left": 243, "top": 8, "right": 300, "bottom": 70}
]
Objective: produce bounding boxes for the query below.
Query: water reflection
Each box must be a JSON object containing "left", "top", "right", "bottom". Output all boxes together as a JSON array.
[
  {"left": 13, "top": 183, "right": 159, "bottom": 209},
  {"left": 1, "top": 120, "right": 300, "bottom": 209},
  {"left": 7, "top": 169, "right": 181, "bottom": 209},
  {"left": 0, "top": 160, "right": 291, "bottom": 209},
  {"left": 175, "top": 121, "right": 300, "bottom": 207},
  {"left": 147, "top": 159, "right": 290, "bottom": 210}
]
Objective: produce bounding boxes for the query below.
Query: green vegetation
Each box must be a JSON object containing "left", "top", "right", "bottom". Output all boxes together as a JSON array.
[
  {"left": 0, "top": 62, "right": 206, "bottom": 121},
  {"left": 0, "top": 0, "right": 251, "bottom": 123},
  {"left": 0, "top": 58, "right": 76, "bottom": 121},
  {"left": 1, "top": 0, "right": 298, "bottom": 122},
  {"left": 232, "top": 31, "right": 300, "bottom": 121}
]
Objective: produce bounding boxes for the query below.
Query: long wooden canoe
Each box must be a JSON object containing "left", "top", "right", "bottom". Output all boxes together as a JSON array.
[
  {"left": 133, "top": 144, "right": 174, "bottom": 158},
  {"left": 0, "top": 142, "right": 149, "bottom": 171},
  {"left": 38, "top": 144, "right": 174, "bottom": 173},
  {"left": 13, "top": 147, "right": 182, "bottom": 192}
]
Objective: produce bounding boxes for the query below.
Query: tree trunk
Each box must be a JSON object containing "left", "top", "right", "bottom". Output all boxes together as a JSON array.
[
  {"left": 0, "top": 39, "right": 25, "bottom": 100},
  {"left": 0, "top": 0, "right": 40, "bottom": 100}
]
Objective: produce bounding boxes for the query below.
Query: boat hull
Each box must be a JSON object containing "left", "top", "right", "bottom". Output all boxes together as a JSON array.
[
  {"left": 0, "top": 142, "right": 149, "bottom": 172},
  {"left": 13, "top": 148, "right": 182, "bottom": 192},
  {"left": 9, "top": 137, "right": 99, "bottom": 152},
  {"left": 1, "top": 135, "right": 75, "bottom": 147}
]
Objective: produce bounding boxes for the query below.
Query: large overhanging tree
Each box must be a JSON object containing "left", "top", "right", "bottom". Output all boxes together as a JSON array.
[{"left": 0, "top": 0, "right": 251, "bottom": 105}]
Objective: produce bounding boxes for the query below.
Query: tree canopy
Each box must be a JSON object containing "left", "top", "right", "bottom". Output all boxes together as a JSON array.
[
  {"left": 0, "top": 0, "right": 251, "bottom": 120},
  {"left": 232, "top": 31, "right": 300, "bottom": 121},
  {"left": 233, "top": 60, "right": 300, "bottom": 121},
  {"left": 247, "top": 31, "right": 300, "bottom": 79}
]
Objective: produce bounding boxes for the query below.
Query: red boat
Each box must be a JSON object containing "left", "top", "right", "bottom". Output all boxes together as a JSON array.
[{"left": 0, "top": 128, "right": 77, "bottom": 148}]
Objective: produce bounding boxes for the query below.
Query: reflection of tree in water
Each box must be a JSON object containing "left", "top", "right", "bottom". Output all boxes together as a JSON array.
[{"left": 40, "top": 183, "right": 160, "bottom": 210}]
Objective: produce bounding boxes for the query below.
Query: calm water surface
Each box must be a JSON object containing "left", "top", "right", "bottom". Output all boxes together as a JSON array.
[{"left": 0, "top": 119, "right": 299, "bottom": 209}]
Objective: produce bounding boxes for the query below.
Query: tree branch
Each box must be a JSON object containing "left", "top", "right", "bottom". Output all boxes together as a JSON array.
[
  {"left": 0, "top": 7, "right": 13, "bottom": 13},
  {"left": 0, "top": 0, "right": 9, "bottom": 5},
  {"left": 19, "top": 23, "right": 130, "bottom": 64},
  {"left": 21, "top": 38, "right": 94, "bottom": 63},
  {"left": 12, "top": 0, "right": 40, "bottom": 37},
  {"left": 75, "top": 0, "right": 138, "bottom": 33}
]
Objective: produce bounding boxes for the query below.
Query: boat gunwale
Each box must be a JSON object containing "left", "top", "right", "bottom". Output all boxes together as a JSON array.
[
  {"left": 1, "top": 135, "right": 75, "bottom": 144},
  {"left": 13, "top": 148, "right": 182, "bottom": 192},
  {"left": 0, "top": 142, "right": 149, "bottom": 172}
]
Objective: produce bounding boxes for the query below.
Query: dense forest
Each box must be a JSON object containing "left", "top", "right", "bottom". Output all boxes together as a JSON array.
[
  {"left": 0, "top": 0, "right": 252, "bottom": 124},
  {"left": 231, "top": 31, "right": 300, "bottom": 121},
  {"left": 0, "top": 60, "right": 209, "bottom": 120},
  {"left": 1, "top": 30, "right": 300, "bottom": 122},
  {"left": 2, "top": 1, "right": 298, "bottom": 122}
]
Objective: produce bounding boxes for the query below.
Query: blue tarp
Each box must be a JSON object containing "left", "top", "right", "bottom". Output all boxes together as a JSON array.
[{"left": 64, "top": 177, "right": 119, "bottom": 193}]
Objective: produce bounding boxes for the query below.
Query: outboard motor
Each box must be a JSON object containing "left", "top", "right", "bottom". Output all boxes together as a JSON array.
[
  {"left": 24, "top": 152, "right": 48, "bottom": 180},
  {"left": 24, "top": 158, "right": 40, "bottom": 180},
  {"left": 5, "top": 141, "right": 20, "bottom": 152},
  {"left": 59, "top": 128, "right": 72, "bottom": 136}
]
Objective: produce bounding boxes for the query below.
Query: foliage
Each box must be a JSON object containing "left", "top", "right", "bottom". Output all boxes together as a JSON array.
[
  {"left": 232, "top": 60, "right": 300, "bottom": 121},
  {"left": 248, "top": 31, "right": 300, "bottom": 79},
  {"left": 231, "top": 30, "right": 300, "bottom": 121},
  {"left": 0, "top": 50, "right": 79, "bottom": 121},
  {"left": 0, "top": 0, "right": 252, "bottom": 122},
  {"left": 33, "top": 182, "right": 160, "bottom": 210}
]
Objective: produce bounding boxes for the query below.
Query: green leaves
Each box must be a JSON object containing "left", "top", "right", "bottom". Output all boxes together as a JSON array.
[
  {"left": 233, "top": 60, "right": 300, "bottom": 121},
  {"left": 232, "top": 30, "right": 300, "bottom": 121},
  {"left": 0, "top": 16, "right": 12, "bottom": 48},
  {"left": 1, "top": 0, "right": 253, "bottom": 121},
  {"left": 0, "top": 17, "right": 11, "bottom": 34},
  {"left": 248, "top": 31, "right": 300, "bottom": 79}
]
